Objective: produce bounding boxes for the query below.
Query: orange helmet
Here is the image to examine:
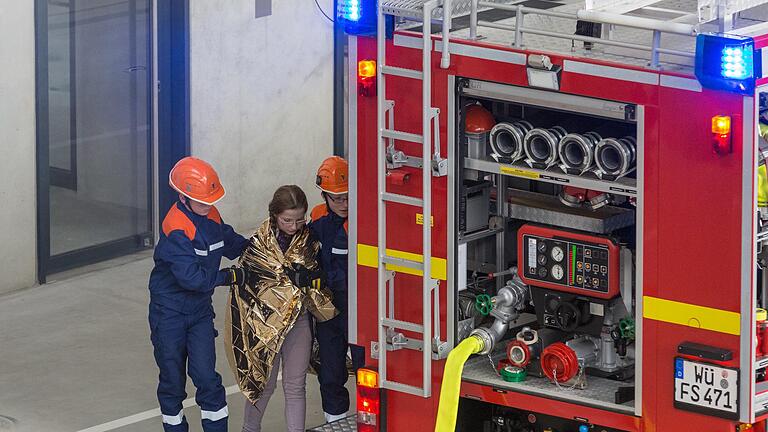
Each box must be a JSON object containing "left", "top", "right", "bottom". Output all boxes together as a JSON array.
[
  {"left": 465, "top": 104, "right": 495, "bottom": 133},
  {"left": 169, "top": 157, "right": 226, "bottom": 205},
  {"left": 316, "top": 156, "right": 348, "bottom": 194}
]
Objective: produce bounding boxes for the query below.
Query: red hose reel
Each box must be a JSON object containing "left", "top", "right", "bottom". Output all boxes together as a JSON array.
[{"left": 540, "top": 342, "right": 580, "bottom": 383}]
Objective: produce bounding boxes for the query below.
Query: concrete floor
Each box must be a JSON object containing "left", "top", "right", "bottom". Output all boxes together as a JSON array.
[{"left": 0, "top": 251, "right": 352, "bottom": 432}]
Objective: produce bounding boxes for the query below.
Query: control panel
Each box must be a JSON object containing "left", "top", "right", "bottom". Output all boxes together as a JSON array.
[{"left": 517, "top": 224, "right": 620, "bottom": 299}]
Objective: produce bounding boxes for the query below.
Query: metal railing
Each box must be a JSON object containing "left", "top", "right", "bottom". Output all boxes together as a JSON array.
[{"left": 469, "top": 1, "right": 698, "bottom": 68}]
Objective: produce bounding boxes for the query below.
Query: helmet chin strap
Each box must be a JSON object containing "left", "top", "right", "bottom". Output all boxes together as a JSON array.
[{"left": 179, "top": 194, "right": 193, "bottom": 212}]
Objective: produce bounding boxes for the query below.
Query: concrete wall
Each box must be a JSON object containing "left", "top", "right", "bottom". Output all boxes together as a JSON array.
[
  {"left": 0, "top": 2, "right": 37, "bottom": 294},
  {"left": 189, "top": 0, "right": 335, "bottom": 232}
]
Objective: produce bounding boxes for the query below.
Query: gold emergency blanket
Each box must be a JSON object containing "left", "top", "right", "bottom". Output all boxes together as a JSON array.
[{"left": 224, "top": 219, "right": 337, "bottom": 406}]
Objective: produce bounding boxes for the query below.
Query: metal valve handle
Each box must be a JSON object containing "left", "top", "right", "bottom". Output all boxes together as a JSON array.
[
  {"left": 475, "top": 294, "right": 494, "bottom": 316},
  {"left": 619, "top": 317, "right": 636, "bottom": 340}
]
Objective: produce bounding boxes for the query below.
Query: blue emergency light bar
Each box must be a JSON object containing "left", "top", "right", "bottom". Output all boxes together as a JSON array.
[
  {"left": 695, "top": 33, "right": 759, "bottom": 94},
  {"left": 338, "top": 0, "right": 376, "bottom": 35}
]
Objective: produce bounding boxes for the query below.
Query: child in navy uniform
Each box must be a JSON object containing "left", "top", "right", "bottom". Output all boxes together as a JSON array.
[
  {"left": 309, "top": 156, "right": 363, "bottom": 423},
  {"left": 148, "top": 156, "right": 251, "bottom": 432}
]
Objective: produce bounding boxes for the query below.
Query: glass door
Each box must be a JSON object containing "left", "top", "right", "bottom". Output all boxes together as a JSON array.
[{"left": 36, "top": 0, "right": 153, "bottom": 279}]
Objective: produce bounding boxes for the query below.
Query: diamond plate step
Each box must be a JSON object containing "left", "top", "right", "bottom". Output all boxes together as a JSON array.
[{"left": 306, "top": 415, "right": 357, "bottom": 432}]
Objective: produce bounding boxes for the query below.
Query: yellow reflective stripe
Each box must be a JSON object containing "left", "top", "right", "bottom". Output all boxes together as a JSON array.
[
  {"left": 643, "top": 296, "right": 741, "bottom": 336},
  {"left": 357, "top": 244, "right": 447, "bottom": 280}
]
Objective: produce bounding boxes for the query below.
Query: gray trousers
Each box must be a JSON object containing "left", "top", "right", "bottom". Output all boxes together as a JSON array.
[{"left": 242, "top": 313, "right": 312, "bottom": 432}]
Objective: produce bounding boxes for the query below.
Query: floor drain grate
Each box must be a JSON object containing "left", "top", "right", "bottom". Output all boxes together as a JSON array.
[{"left": 0, "top": 416, "right": 17, "bottom": 431}]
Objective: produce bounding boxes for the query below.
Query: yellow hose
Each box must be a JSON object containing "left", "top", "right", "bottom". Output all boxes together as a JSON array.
[
  {"left": 758, "top": 124, "right": 768, "bottom": 208},
  {"left": 434, "top": 335, "right": 485, "bottom": 432},
  {"left": 759, "top": 165, "right": 767, "bottom": 208}
]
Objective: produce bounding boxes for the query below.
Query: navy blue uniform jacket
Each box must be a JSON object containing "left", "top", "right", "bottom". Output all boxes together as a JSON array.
[
  {"left": 309, "top": 204, "right": 348, "bottom": 294},
  {"left": 149, "top": 202, "right": 248, "bottom": 314}
]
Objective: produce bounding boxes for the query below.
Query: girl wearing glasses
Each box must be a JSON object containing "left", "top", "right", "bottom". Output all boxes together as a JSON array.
[{"left": 225, "top": 185, "right": 337, "bottom": 432}]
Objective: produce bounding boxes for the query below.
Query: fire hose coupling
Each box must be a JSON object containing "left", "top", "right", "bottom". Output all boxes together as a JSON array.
[
  {"left": 595, "top": 136, "right": 637, "bottom": 179},
  {"left": 558, "top": 132, "right": 602, "bottom": 173},
  {"left": 524, "top": 126, "right": 567, "bottom": 168},
  {"left": 507, "top": 339, "right": 533, "bottom": 367},
  {"left": 469, "top": 327, "right": 495, "bottom": 356},
  {"left": 489, "top": 120, "right": 533, "bottom": 162},
  {"left": 558, "top": 186, "right": 612, "bottom": 210}
]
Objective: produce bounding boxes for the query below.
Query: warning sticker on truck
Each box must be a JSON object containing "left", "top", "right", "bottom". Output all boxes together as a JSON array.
[
  {"left": 416, "top": 213, "right": 434, "bottom": 226},
  {"left": 500, "top": 166, "right": 540, "bottom": 179},
  {"left": 673, "top": 357, "right": 739, "bottom": 419}
]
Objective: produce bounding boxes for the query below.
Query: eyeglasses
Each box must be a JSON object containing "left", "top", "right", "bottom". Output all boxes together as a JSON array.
[
  {"left": 277, "top": 216, "right": 307, "bottom": 227},
  {"left": 327, "top": 194, "right": 349, "bottom": 204}
]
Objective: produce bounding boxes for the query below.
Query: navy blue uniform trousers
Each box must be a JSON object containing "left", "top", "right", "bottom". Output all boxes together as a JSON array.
[
  {"left": 149, "top": 303, "right": 227, "bottom": 432},
  {"left": 315, "top": 290, "right": 350, "bottom": 415}
]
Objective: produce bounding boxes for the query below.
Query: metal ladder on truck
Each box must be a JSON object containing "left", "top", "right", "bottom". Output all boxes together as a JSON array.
[{"left": 375, "top": 0, "right": 452, "bottom": 398}]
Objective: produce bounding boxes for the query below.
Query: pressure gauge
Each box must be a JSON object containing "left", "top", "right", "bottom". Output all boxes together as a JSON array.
[
  {"left": 551, "top": 246, "right": 564, "bottom": 262},
  {"left": 551, "top": 264, "right": 564, "bottom": 281}
]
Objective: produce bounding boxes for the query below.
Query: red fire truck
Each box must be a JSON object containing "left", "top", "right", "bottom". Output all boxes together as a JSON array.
[{"left": 312, "top": 0, "right": 768, "bottom": 431}]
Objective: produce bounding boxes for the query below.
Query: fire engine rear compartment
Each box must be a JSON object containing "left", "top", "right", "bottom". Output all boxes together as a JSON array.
[
  {"left": 347, "top": 0, "right": 767, "bottom": 427},
  {"left": 453, "top": 78, "right": 640, "bottom": 416}
]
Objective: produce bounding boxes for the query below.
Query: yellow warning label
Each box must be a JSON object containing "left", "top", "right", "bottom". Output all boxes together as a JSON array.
[
  {"left": 500, "top": 165, "right": 540, "bottom": 179},
  {"left": 416, "top": 213, "right": 435, "bottom": 226}
]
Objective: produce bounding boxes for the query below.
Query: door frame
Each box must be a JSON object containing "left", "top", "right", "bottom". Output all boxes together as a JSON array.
[
  {"left": 35, "top": 0, "right": 162, "bottom": 282},
  {"left": 156, "top": 0, "right": 191, "bottom": 223}
]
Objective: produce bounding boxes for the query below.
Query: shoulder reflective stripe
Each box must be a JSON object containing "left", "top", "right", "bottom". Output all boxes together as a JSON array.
[
  {"left": 357, "top": 243, "right": 447, "bottom": 280},
  {"left": 643, "top": 296, "right": 741, "bottom": 335},
  {"left": 394, "top": 33, "right": 424, "bottom": 50},
  {"left": 162, "top": 409, "right": 184, "bottom": 426},
  {"left": 332, "top": 247, "right": 349, "bottom": 255},
  {"left": 194, "top": 248, "right": 208, "bottom": 256},
  {"left": 434, "top": 40, "right": 526, "bottom": 65},
  {"left": 200, "top": 405, "right": 228, "bottom": 421},
  {"left": 660, "top": 75, "right": 702, "bottom": 92},
  {"left": 564, "top": 60, "right": 660, "bottom": 85},
  {"left": 209, "top": 241, "right": 224, "bottom": 251}
]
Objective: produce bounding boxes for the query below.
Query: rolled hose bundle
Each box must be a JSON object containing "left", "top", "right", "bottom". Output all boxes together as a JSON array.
[
  {"left": 595, "top": 136, "right": 636, "bottom": 178},
  {"left": 558, "top": 132, "right": 601, "bottom": 173},
  {"left": 434, "top": 335, "right": 485, "bottom": 432},
  {"left": 524, "top": 126, "right": 567, "bottom": 168},
  {"left": 489, "top": 120, "right": 533, "bottom": 161}
]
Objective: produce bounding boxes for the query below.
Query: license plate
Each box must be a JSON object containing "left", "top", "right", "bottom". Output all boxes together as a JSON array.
[{"left": 674, "top": 357, "right": 739, "bottom": 419}]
